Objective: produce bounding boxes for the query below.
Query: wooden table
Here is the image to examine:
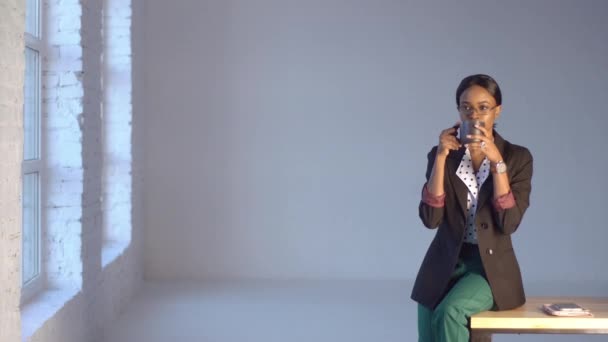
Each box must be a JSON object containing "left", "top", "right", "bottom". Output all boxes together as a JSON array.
[{"left": 470, "top": 297, "right": 608, "bottom": 341}]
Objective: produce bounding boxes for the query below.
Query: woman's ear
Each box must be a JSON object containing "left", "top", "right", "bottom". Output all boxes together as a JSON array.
[{"left": 494, "top": 105, "right": 502, "bottom": 120}]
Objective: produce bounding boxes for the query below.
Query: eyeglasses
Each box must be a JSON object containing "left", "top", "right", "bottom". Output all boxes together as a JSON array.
[{"left": 457, "top": 104, "right": 498, "bottom": 116}]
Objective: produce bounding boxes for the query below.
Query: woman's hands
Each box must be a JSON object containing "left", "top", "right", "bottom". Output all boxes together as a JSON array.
[
  {"left": 435, "top": 122, "right": 504, "bottom": 164},
  {"left": 437, "top": 122, "right": 461, "bottom": 158},
  {"left": 466, "top": 124, "right": 503, "bottom": 163}
]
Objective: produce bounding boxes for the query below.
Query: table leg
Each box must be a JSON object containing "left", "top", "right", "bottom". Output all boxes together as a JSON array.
[{"left": 470, "top": 331, "right": 492, "bottom": 342}]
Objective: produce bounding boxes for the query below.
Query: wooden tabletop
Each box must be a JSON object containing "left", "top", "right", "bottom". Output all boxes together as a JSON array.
[{"left": 471, "top": 297, "right": 608, "bottom": 333}]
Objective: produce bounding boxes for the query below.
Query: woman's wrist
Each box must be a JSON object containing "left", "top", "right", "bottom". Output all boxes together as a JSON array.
[
  {"left": 489, "top": 153, "right": 504, "bottom": 165},
  {"left": 434, "top": 150, "right": 448, "bottom": 162}
]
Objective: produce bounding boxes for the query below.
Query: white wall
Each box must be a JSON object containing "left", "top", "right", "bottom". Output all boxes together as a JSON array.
[
  {"left": 26, "top": 0, "right": 146, "bottom": 338},
  {"left": 0, "top": 1, "right": 25, "bottom": 340},
  {"left": 144, "top": 0, "right": 608, "bottom": 290},
  {"left": 4, "top": 0, "right": 146, "bottom": 341}
]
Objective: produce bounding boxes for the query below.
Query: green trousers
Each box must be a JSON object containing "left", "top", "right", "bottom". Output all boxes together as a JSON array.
[{"left": 417, "top": 246, "right": 494, "bottom": 342}]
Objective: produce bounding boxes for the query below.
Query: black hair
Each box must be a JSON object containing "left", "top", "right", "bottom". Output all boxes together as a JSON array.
[{"left": 455, "top": 74, "right": 502, "bottom": 106}]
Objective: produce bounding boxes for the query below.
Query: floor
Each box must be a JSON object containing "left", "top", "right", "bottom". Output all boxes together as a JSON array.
[{"left": 103, "top": 280, "right": 607, "bottom": 342}]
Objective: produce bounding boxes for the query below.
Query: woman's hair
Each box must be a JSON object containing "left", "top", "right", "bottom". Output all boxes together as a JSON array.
[{"left": 455, "top": 74, "right": 502, "bottom": 106}]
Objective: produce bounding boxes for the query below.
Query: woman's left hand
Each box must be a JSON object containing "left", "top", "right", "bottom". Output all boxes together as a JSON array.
[{"left": 467, "top": 124, "right": 503, "bottom": 163}]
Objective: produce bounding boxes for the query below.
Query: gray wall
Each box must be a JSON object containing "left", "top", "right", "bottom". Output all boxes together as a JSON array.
[{"left": 143, "top": 0, "right": 608, "bottom": 295}]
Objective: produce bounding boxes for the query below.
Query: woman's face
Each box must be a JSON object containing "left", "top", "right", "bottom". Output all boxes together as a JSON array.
[{"left": 458, "top": 85, "right": 501, "bottom": 132}]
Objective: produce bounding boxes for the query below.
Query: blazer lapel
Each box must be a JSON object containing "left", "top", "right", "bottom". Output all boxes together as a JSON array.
[
  {"left": 476, "top": 177, "right": 494, "bottom": 212},
  {"left": 446, "top": 147, "right": 469, "bottom": 219}
]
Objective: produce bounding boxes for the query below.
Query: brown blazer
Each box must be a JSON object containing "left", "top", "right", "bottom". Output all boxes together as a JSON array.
[{"left": 411, "top": 131, "right": 533, "bottom": 311}]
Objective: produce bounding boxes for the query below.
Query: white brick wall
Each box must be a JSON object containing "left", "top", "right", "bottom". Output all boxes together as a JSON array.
[
  {"left": 0, "top": 1, "right": 25, "bottom": 341},
  {"left": 19, "top": 0, "right": 143, "bottom": 341},
  {"left": 103, "top": 0, "right": 133, "bottom": 245},
  {"left": 45, "top": 0, "right": 85, "bottom": 290}
]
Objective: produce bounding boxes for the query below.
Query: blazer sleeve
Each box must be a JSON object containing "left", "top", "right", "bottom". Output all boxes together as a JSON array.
[
  {"left": 419, "top": 146, "right": 445, "bottom": 229},
  {"left": 492, "top": 147, "right": 533, "bottom": 235}
]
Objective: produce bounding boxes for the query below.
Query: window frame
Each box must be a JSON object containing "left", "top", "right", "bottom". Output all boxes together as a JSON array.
[{"left": 21, "top": 0, "right": 46, "bottom": 305}]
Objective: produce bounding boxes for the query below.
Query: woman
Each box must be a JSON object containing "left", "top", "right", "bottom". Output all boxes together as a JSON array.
[{"left": 411, "top": 74, "right": 533, "bottom": 341}]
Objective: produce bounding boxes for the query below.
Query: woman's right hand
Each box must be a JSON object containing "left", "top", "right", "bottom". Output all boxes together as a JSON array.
[{"left": 437, "top": 122, "right": 461, "bottom": 158}]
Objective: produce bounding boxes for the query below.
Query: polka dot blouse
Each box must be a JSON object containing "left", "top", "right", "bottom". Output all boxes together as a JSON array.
[{"left": 457, "top": 148, "right": 490, "bottom": 244}]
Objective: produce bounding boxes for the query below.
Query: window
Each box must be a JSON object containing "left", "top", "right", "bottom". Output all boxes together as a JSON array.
[{"left": 22, "top": 0, "right": 45, "bottom": 303}]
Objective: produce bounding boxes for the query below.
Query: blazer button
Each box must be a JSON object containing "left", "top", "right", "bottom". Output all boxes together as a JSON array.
[
  {"left": 481, "top": 223, "right": 488, "bottom": 229},
  {"left": 487, "top": 248, "right": 493, "bottom": 255}
]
